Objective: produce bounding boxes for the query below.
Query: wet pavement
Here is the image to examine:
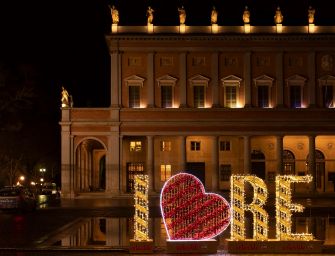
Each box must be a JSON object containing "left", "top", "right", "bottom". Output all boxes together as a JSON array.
[{"left": 0, "top": 195, "right": 333, "bottom": 255}]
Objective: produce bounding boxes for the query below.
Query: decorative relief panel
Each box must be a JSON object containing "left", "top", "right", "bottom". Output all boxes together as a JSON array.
[
  {"left": 224, "top": 57, "right": 238, "bottom": 67},
  {"left": 160, "top": 57, "right": 173, "bottom": 66},
  {"left": 288, "top": 57, "right": 303, "bottom": 67},
  {"left": 128, "top": 57, "right": 142, "bottom": 66},
  {"left": 192, "top": 56, "right": 206, "bottom": 66},
  {"left": 256, "top": 56, "right": 270, "bottom": 67},
  {"left": 321, "top": 54, "right": 334, "bottom": 71}
]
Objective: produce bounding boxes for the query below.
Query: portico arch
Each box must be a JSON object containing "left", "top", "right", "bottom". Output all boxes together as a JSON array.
[{"left": 75, "top": 138, "right": 107, "bottom": 192}]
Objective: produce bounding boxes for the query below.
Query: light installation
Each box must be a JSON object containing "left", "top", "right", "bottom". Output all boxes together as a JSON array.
[
  {"left": 275, "top": 175, "right": 314, "bottom": 241},
  {"left": 133, "top": 174, "right": 151, "bottom": 241},
  {"left": 160, "top": 173, "right": 231, "bottom": 240},
  {"left": 231, "top": 175, "right": 268, "bottom": 241},
  {"left": 230, "top": 174, "right": 313, "bottom": 241}
]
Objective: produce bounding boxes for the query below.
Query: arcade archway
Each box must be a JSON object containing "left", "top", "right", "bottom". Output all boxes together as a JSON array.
[{"left": 75, "top": 139, "right": 107, "bottom": 192}]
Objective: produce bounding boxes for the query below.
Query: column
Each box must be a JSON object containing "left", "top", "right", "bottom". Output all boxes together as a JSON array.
[
  {"left": 308, "top": 135, "right": 316, "bottom": 192},
  {"left": 106, "top": 219, "right": 120, "bottom": 246},
  {"left": 180, "top": 136, "right": 186, "bottom": 171},
  {"left": 147, "top": 52, "right": 155, "bottom": 107},
  {"left": 211, "top": 53, "right": 220, "bottom": 107},
  {"left": 276, "top": 135, "right": 284, "bottom": 174},
  {"left": 60, "top": 108, "right": 74, "bottom": 198},
  {"left": 106, "top": 133, "right": 120, "bottom": 194},
  {"left": 243, "top": 136, "right": 251, "bottom": 173},
  {"left": 308, "top": 52, "right": 316, "bottom": 107},
  {"left": 147, "top": 135, "right": 154, "bottom": 192},
  {"left": 244, "top": 52, "right": 252, "bottom": 107},
  {"left": 212, "top": 136, "right": 219, "bottom": 191},
  {"left": 276, "top": 52, "right": 284, "bottom": 107},
  {"left": 179, "top": 53, "right": 187, "bottom": 107},
  {"left": 110, "top": 51, "right": 120, "bottom": 107}
]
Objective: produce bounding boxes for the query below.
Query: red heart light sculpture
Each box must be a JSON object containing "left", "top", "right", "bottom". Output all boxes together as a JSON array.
[{"left": 160, "top": 173, "right": 231, "bottom": 240}]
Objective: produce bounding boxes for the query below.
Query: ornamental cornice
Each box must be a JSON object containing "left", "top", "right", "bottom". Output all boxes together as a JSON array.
[{"left": 106, "top": 34, "right": 335, "bottom": 43}]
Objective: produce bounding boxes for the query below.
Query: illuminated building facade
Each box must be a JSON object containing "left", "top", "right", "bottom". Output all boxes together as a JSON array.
[{"left": 60, "top": 18, "right": 335, "bottom": 198}]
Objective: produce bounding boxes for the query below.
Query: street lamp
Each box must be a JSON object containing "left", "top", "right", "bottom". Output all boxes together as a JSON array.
[{"left": 40, "top": 168, "right": 46, "bottom": 185}]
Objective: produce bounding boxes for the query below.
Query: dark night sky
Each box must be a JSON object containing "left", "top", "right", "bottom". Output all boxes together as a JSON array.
[{"left": 0, "top": 0, "right": 333, "bottom": 180}]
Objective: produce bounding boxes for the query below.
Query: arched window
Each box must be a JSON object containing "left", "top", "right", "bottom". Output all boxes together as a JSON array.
[
  {"left": 306, "top": 150, "right": 325, "bottom": 190},
  {"left": 251, "top": 150, "right": 265, "bottom": 179},
  {"left": 283, "top": 150, "right": 295, "bottom": 174}
]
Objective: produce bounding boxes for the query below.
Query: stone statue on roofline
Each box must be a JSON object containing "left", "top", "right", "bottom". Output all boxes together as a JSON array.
[
  {"left": 274, "top": 6, "right": 283, "bottom": 24},
  {"left": 243, "top": 6, "right": 250, "bottom": 24},
  {"left": 308, "top": 6, "right": 315, "bottom": 24},
  {"left": 61, "top": 86, "right": 70, "bottom": 108},
  {"left": 178, "top": 6, "right": 186, "bottom": 25},
  {"left": 211, "top": 6, "right": 218, "bottom": 25},
  {"left": 110, "top": 5, "right": 119, "bottom": 24},
  {"left": 147, "top": 6, "right": 154, "bottom": 25}
]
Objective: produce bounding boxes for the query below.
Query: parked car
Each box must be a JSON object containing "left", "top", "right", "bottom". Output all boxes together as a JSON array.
[
  {"left": 38, "top": 183, "right": 60, "bottom": 199},
  {"left": 0, "top": 186, "right": 37, "bottom": 212}
]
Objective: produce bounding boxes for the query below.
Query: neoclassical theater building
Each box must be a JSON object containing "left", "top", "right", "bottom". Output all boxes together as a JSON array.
[{"left": 60, "top": 6, "right": 335, "bottom": 198}]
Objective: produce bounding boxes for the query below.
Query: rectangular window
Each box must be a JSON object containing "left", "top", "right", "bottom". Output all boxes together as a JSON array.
[
  {"left": 190, "top": 141, "right": 201, "bottom": 151},
  {"left": 161, "top": 86, "right": 173, "bottom": 108},
  {"left": 257, "top": 86, "right": 269, "bottom": 107},
  {"left": 126, "top": 162, "right": 144, "bottom": 193},
  {"left": 225, "top": 86, "right": 237, "bottom": 108},
  {"left": 160, "top": 164, "right": 172, "bottom": 181},
  {"left": 322, "top": 85, "right": 333, "bottom": 108},
  {"left": 129, "top": 86, "right": 140, "bottom": 108},
  {"left": 160, "top": 141, "right": 171, "bottom": 152},
  {"left": 220, "top": 141, "right": 231, "bottom": 151},
  {"left": 290, "top": 85, "right": 302, "bottom": 108},
  {"left": 193, "top": 86, "right": 205, "bottom": 108},
  {"left": 220, "top": 164, "right": 231, "bottom": 181},
  {"left": 130, "top": 141, "right": 142, "bottom": 152}
]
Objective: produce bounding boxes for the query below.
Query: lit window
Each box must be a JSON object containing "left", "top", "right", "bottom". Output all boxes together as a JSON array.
[
  {"left": 220, "top": 141, "right": 231, "bottom": 151},
  {"left": 190, "top": 141, "right": 201, "bottom": 151},
  {"left": 193, "top": 86, "right": 205, "bottom": 108},
  {"left": 221, "top": 75, "right": 242, "bottom": 108},
  {"left": 189, "top": 74, "right": 209, "bottom": 108},
  {"left": 160, "top": 164, "right": 171, "bottom": 181},
  {"left": 130, "top": 141, "right": 142, "bottom": 152},
  {"left": 129, "top": 86, "right": 140, "bottom": 108},
  {"left": 220, "top": 164, "right": 231, "bottom": 181},
  {"left": 225, "top": 86, "right": 237, "bottom": 108},
  {"left": 157, "top": 75, "right": 177, "bottom": 108},
  {"left": 161, "top": 86, "right": 173, "bottom": 108},
  {"left": 160, "top": 141, "right": 171, "bottom": 152},
  {"left": 126, "top": 162, "right": 144, "bottom": 193}
]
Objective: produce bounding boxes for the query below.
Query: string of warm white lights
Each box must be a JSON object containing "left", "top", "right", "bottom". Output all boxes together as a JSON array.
[
  {"left": 231, "top": 175, "right": 268, "bottom": 241},
  {"left": 275, "top": 175, "right": 314, "bottom": 241},
  {"left": 133, "top": 174, "right": 150, "bottom": 241}
]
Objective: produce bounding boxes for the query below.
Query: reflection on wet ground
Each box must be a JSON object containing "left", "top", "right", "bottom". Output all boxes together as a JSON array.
[{"left": 36, "top": 216, "right": 335, "bottom": 253}]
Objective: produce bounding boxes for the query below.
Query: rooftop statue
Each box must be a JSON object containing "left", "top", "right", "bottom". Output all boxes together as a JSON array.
[
  {"left": 147, "top": 6, "right": 154, "bottom": 25},
  {"left": 178, "top": 6, "right": 186, "bottom": 25},
  {"left": 243, "top": 6, "right": 250, "bottom": 24},
  {"left": 110, "top": 5, "right": 119, "bottom": 24},
  {"left": 274, "top": 6, "right": 283, "bottom": 24},
  {"left": 211, "top": 6, "right": 218, "bottom": 24},
  {"left": 308, "top": 6, "right": 315, "bottom": 24},
  {"left": 61, "top": 86, "right": 70, "bottom": 108}
]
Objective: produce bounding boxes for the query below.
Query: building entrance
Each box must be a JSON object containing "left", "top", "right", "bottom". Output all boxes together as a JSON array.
[{"left": 186, "top": 162, "right": 205, "bottom": 185}]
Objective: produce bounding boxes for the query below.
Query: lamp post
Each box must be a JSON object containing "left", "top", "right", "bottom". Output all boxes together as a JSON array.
[{"left": 40, "top": 168, "right": 46, "bottom": 183}]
